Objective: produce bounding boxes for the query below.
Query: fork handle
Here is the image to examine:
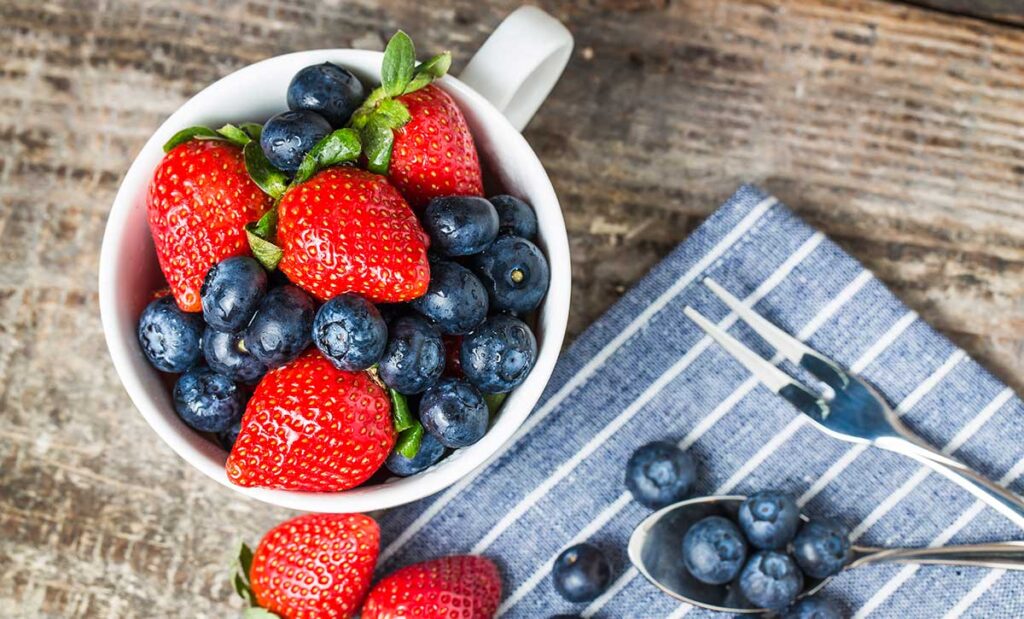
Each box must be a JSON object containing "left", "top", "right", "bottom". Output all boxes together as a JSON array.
[{"left": 877, "top": 435, "right": 1024, "bottom": 531}]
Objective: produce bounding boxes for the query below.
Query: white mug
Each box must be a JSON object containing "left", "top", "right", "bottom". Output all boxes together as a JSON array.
[{"left": 98, "top": 6, "right": 574, "bottom": 513}]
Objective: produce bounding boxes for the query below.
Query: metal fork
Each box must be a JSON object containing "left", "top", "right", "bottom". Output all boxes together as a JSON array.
[{"left": 683, "top": 278, "right": 1024, "bottom": 531}]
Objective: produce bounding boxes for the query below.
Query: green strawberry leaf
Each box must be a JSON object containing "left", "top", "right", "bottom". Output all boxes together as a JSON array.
[
  {"left": 240, "top": 122, "right": 263, "bottom": 141},
  {"left": 395, "top": 422, "right": 423, "bottom": 459},
  {"left": 389, "top": 389, "right": 416, "bottom": 433},
  {"left": 232, "top": 541, "right": 256, "bottom": 606},
  {"left": 373, "top": 98, "right": 411, "bottom": 129},
  {"left": 233, "top": 572, "right": 255, "bottom": 606},
  {"left": 216, "top": 123, "right": 252, "bottom": 147},
  {"left": 293, "top": 128, "right": 362, "bottom": 185},
  {"left": 246, "top": 229, "right": 282, "bottom": 271},
  {"left": 483, "top": 392, "right": 507, "bottom": 415},
  {"left": 361, "top": 117, "right": 394, "bottom": 175},
  {"left": 245, "top": 209, "right": 282, "bottom": 271},
  {"left": 403, "top": 51, "right": 452, "bottom": 94},
  {"left": 243, "top": 141, "right": 288, "bottom": 200},
  {"left": 243, "top": 608, "right": 281, "bottom": 619},
  {"left": 237, "top": 541, "right": 254, "bottom": 579},
  {"left": 381, "top": 30, "right": 416, "bottom": 97},
  {"left": 162, "top": 126, "right": 220, "bottom": 152}
]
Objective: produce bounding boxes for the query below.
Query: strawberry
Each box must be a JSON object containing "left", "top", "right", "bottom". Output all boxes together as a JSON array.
[
  {"left": 146, "top": 138, "right": 272, "bottom": 312},
  {"left": 350, "top": 31, "right": 483, "bottom": 210},
  {"left": 226, "top": 350, "right": 395, "bottom": 491},
  {"left": 233, "top": 513, "right": 380, "bottom": 619},
  {"left": 388, "top": 84, "right": 484, "bottom": 208},
  {"left": 361, "top": 555, "right": 501, "bottom": 619},
  {"left": 276, "top": 166, "right": 430, "bottom": 303}
]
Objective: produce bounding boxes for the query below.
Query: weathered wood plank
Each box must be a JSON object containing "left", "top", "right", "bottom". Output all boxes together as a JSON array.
[{"left": 1, "top": 0, "right": 1023, "bottom": 616}]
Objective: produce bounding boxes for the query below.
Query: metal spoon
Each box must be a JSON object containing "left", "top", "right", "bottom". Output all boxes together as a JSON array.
[{"left": 628, "top": 495, "right": 1024, "bottom": 614}]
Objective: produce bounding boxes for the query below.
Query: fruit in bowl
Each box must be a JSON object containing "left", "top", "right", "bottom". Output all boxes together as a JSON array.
[{"left": 134, "top": 32, "right": 551, "bottom": 494}]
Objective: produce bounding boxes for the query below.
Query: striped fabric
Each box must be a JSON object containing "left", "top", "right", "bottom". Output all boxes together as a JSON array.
[{"left": 376, "top": 185, "right": 1024, "bottom": 618}]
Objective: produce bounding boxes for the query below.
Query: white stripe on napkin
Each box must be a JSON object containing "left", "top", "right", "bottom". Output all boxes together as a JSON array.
[{"left": 378, "top": 196, "right": 778, "bottom": 565}]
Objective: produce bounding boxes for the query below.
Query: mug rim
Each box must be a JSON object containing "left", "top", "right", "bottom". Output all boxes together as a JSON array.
[{"left": 98, "top": 47, "right": 571, "bottom": 512}]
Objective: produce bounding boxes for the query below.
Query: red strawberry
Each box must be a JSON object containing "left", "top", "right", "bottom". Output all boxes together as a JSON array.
[
  {"left": 146, "top": 139, "right": 271, "bottom": 312},
  {"left": 351, "top": 32, "right": 483, "bottom": 210},
  {"left": 276, "top": 167, "right": 430, "bottom": 303},
  {"left": 361, "top": 555, "right": 501, "bottom": 619},
  {"left": 388, "top": 84, "right": 484, "bottom": 209},
  {"left": 247, "top": 513, "right": 379, "bottom": 619},
  {"left": 226, "top": 350, "right": 395, "bottom": 491}
]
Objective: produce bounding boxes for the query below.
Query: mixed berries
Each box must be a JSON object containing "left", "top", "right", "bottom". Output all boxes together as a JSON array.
[
  {"left": 234, "top": 512, "right": 501, "bottom": 619},
  {"left": 136, "top": 31, "right": 549, "bottom": 493}
]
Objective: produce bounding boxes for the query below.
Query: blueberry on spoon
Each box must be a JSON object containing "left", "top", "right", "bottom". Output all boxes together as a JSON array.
[
  {"left": 737, "top": 490, "right": 800, "bottom": 550},
  {"left": 681, "top": 515, "right": 748, "bottom": 585}
]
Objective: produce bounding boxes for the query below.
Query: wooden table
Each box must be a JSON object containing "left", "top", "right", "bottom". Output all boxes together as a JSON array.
[{"left": 2, "top": 0, "right": 1022, "bottom": 616}]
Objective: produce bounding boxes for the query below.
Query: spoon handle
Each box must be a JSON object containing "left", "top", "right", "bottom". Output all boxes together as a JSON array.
[{"left": 852, "top": 542, "right": 1024, "bottom": 571}]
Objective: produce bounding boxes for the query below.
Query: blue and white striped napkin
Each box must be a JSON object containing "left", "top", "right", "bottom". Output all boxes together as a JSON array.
[{"left": 376, "top": 185, "right": 1024, "bottom": 618}]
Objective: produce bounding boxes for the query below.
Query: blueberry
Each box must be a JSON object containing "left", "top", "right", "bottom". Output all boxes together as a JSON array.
[
  {"left": 419, "top": 377, "right": 489, "bottom": 448},
  {"left": 422, "top": 195, "right": 500, "bottom": 256},
  {"left": 200, "top": 256, "right": 267, "bottom": 332},
  {"left": 792, "top": 519, "right": 852, "bottom": 579},
  {"left": 783, "top": 596, "right": 844, "bottom": 619},
  {"left": 682, "top": 516, "right": 748, "bottom": 585},
  {"left": 218, "top": 419, "right": 243, "bottom": 451},
  {"left": 137, "top": 296, "right": 204, "bottom": 373},
  {"left": 738, "top": 490, "right": 801, "bottom": 550},
  {"left": 552, "top": 543, "right": 612, "bottom": 603},
  {"left": 738, "top": 551, "right": 804, "bottom": 610},
  {"left": 172, "top": 366, "right": 245, "bottom": 433},
  {"left": 624, "top": 441, "right": 698, "bottom": 509},
  {"left": 490, "top": 195, "right": 538, "bottom": 239},
  {"left": 470, "top": 235, "right": 549, "bottom": 314},
  {"left": 385, "top": 431, "right": 446, "bottom": 476},
  {"left": 379, "top": 315, "right": 445, "bottom": 394},
  {"left": 244, "top": 285, "right": 316, "bottom": 368},
  {"left": 202, "top": 327, "right": 268, "bottom": 383},
  {"left": 312, "top": 294, "right": 387, "bottom": 371},
  {"left": 287, "top": 62, "right": 365, "bottom": 127},
  {"left": 460, "top": 314, "right": 537, "bottom": 393},
  {"left": 260, "top": 110, "right": 332, "bottom": 172},
  {"left": 410, "top": 259, "right": 488, "bottom": 335}
]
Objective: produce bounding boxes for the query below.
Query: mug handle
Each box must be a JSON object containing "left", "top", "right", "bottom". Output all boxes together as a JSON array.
[{"left": 459, "top": 6, "right": 573, "bottom": 132}]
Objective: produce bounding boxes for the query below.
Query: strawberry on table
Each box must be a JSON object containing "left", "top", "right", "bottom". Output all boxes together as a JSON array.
[
  {"left": 225, "top": 350, "right": 395, "bottom": 491},
  {"left": 276, "top": 166, "right": 430, "bottom": 303},
  {"left": 350, "top": 31, "right": 484, "bottom": 209},
  {"left": 233, "top": 513, "right": 380, "bottom": 619},
  {"left": 147, "top": 137, "right": 272, "bottom": 312},
  {"left": 362, "top": 555, "right": 501, "bottom": 619}
]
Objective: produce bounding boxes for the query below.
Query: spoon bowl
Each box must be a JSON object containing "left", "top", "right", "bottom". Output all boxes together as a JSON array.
[{"left": 629, "top": 494, "right": 1024, "bottom": 614}]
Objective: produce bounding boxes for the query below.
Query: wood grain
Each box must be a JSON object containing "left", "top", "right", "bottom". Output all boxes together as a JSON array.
[{"left": 1, "top": 0, "right": 1023, "bottom": 616}]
